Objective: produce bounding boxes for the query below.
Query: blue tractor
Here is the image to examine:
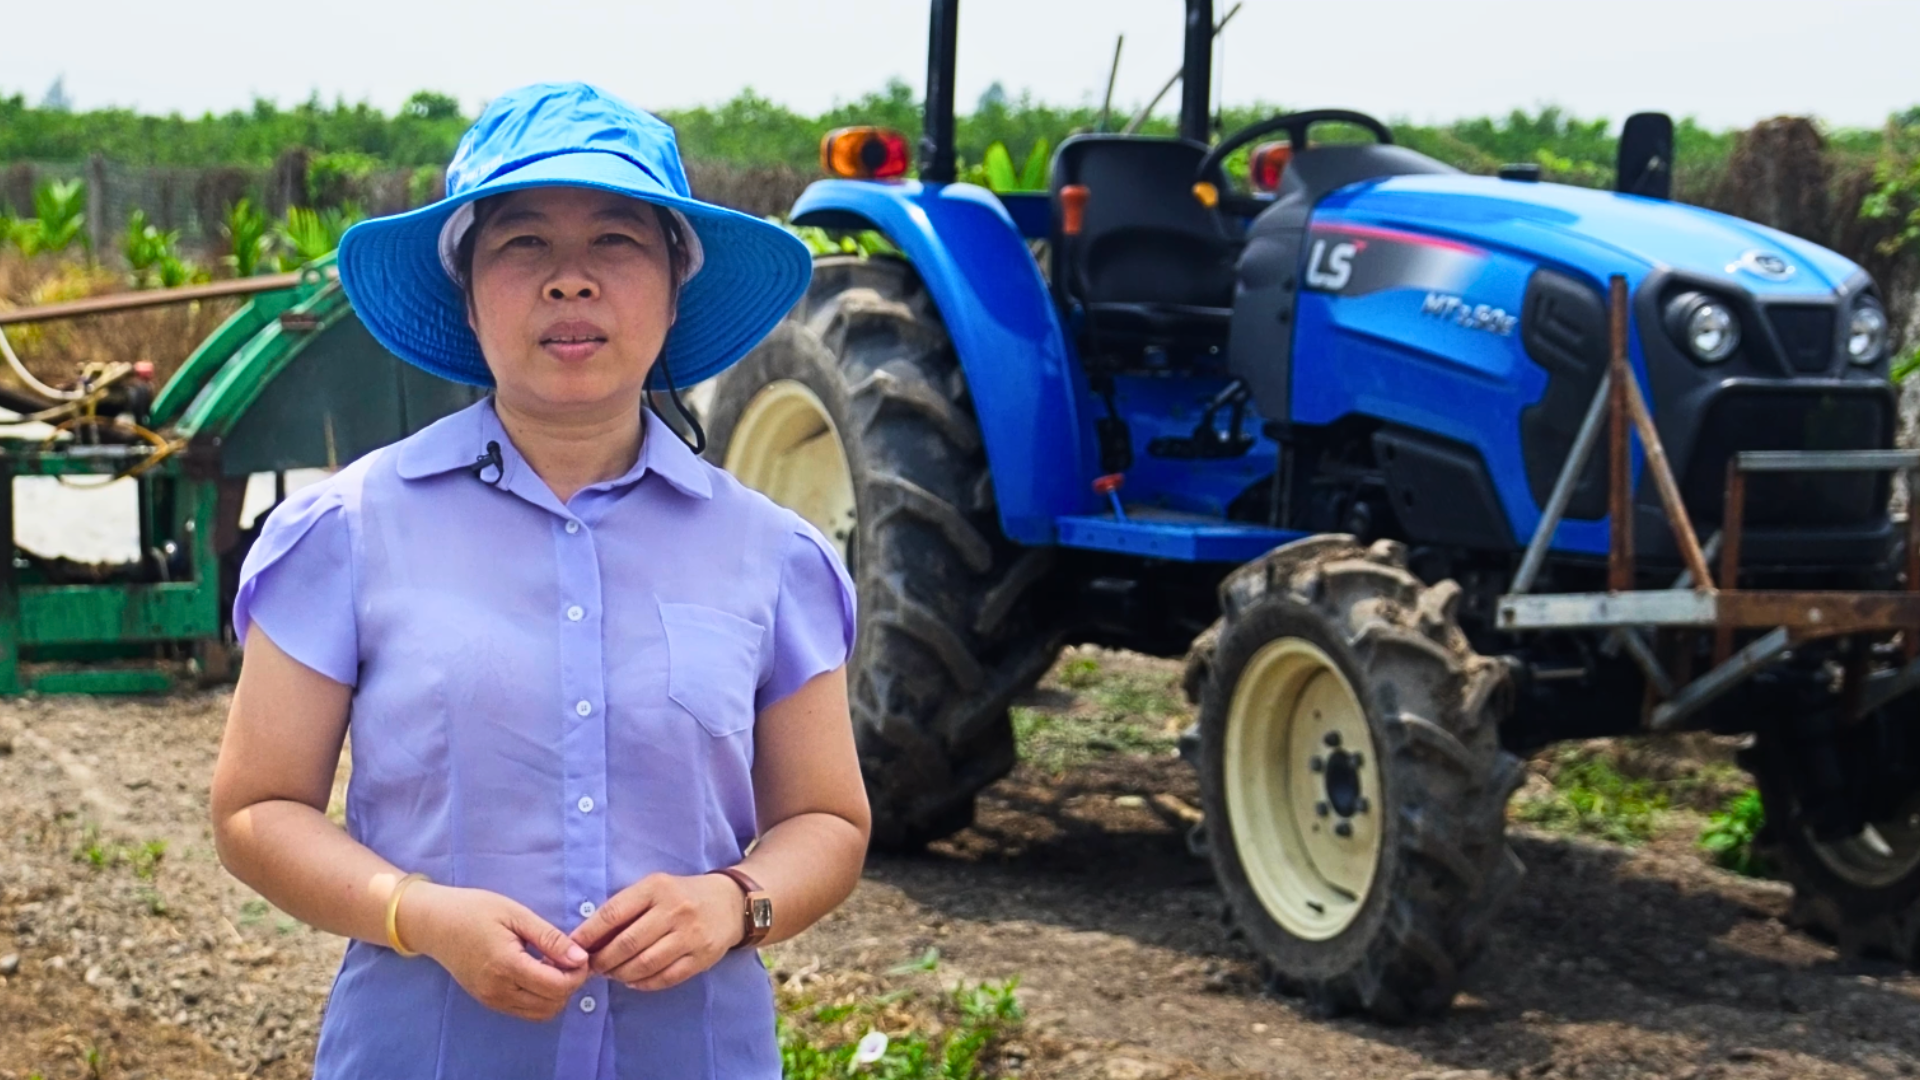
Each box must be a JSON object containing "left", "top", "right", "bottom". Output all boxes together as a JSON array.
[{"left": 701, "top": 0, "right": 1920, "bottom": 1018}]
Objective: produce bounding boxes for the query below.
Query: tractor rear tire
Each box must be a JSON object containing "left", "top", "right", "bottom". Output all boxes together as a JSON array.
[
  {"left": 703, "top": 255, "right": 1061, "bottom": 851},
  {"left": 1748, "top": 728, "right": 1920, "bottom": 965},
  {"left": 1190, "top": 536, "right": 1525, "bottom": 1021}
]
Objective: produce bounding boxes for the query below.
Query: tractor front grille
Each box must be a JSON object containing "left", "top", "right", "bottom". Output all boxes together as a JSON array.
[
  {"left": 1766, "top": 305, "right": 1836, "bottom": 374},
  {"left": 1678, "top": 387, "right": 1890, "bottom": 529}
]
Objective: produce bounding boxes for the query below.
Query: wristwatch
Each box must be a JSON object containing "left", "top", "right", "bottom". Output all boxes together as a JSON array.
[{"left": 710, "top": 867, "right": 773, "bottom": 949}]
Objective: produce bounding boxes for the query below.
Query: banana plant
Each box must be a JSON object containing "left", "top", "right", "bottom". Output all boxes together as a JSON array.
[
  {"left": 123, "top": 209, "right": 184, "bottom": 289},
  {"left": 222, "top": 198, "right": 273, "bottom": 277},
  {"left": 958, "top": 138, "right": 1051, "bottom": 193},
  {"left": 31, "top": 179, "right": 88, "bottom": 254},
  {"left": 275, "top": 205, "right": 362, "bottom": 271}
]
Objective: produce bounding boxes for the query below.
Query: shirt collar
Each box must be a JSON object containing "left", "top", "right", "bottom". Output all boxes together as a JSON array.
[{"left": 395, "top": 397, "right": 713, "bottom": 501}]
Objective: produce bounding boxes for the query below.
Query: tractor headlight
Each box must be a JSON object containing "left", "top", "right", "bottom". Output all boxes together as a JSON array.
[
  {"left": 1665, "top": 293, "right": 1741, "bottom": 363},
  {"left": 1847, "top": 299, "right": 1888, "bottom": 365}
]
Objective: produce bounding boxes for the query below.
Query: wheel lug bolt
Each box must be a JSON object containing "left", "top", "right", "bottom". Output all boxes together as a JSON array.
[
  {"left": 1309, "top": 756, "right": 1325, "bottom": 773},
  {"left": 1334, "top": 821, "right": 1353, "bottom": 838},
  {"left": 1316, "top": 802, "right": 1330, "bottom": 817},
  {"left": 1324, "top": 731, "right": 1342, "bottom": 748},
  {"left": 1351, "top": 752, "right": 1364, "bottom": 768},
  {"left": 1356, "top": 797, "right": 1370, "bottom": 814}
]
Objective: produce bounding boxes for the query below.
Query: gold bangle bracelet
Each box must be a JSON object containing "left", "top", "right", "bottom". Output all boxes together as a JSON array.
[{"left": 385, "top": 872, "right": 430, "bottom": 957}]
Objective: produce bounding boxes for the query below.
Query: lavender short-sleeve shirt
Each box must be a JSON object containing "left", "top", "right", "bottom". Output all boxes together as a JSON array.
[{"left": 233, "top": 398, "right": 856, "bottom": 1080}]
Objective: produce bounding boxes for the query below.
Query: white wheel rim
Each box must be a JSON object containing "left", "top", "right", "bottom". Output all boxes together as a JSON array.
[
  {"left": 722, "top": 380, "right": 857, "bottom": 561},
  {"left": 1225, "top": 637, "right": 1384, "bottom": 940},
  {"left": 1810, "top": 793, "right": 1920, "bottom": 889}
]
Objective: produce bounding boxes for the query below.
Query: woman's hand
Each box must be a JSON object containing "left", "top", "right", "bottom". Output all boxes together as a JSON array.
[
  {"left": 400, "top": 883, "right": 593, "bottom": 1021},
  {"left": 569, "top": 873, "right": 742, "bottom": 992}
]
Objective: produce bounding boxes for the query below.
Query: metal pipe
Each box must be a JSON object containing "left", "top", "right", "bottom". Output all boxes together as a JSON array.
[
  {"left": 1650, "top": 626, "right": 1789, "bottom": 731},
  {"left": 1124, "top": 3, "right": 1241, "bottom": 136},
  {"left": 920, "top": 0, "right": 960, "bottom": 184},
  {"left": 0, "top": 271, "right": 312, "bottom": 327},
  {"left": 1717, "top": 462, "right": 1746, "bottom": 663},
  {"left": 1511, "top": 372, "right": 1611, "bottom": 594},
  {"left": 1180, "top": 0, "right": 1215, "bottom": 143},
  {"left": 1621, "top": 367, "right": 1714, "bottom": 590},
  {"left": 1614, "top": 627, "right": 1675, "bottom": 698},
  {"left": 1098, "top": 35, "right": 1124, "bottom": 132},
  {"left": 1672, "top": 531, "right": 1722, "bottom": 590},
  {"left": 1908, "top": 465, "right": 1919, "bottom": 659},
  {"left": 1607, "top": 275, "right": 1634, "bottom": 592}
]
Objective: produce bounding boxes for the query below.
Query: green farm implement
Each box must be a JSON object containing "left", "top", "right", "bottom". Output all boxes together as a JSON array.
[{"left": 0, "top": 260, "right": 478, "bottom": 693}]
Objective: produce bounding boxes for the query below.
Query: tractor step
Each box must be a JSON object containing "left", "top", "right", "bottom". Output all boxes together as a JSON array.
[{"left": 1054, "top": 514, "right": 1303, "bottom": 563}]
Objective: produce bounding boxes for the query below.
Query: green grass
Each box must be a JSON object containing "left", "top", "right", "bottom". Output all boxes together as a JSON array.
[
  {"left": 1514, "top": 747, "right": 1669, "bottom": 845},
  {"left": 1056, "top": 657, "right": 1102, "bottom": 690},
  {"left": 72, "top": 828, "right": 168, "bottom": 881},
  {"left": 1014, "top": 657, "right": 1188, "bottom": 776},
  {"left": 1699, "top": 789, "right": 1769, "bottom": 877},
  {"left": 778, "top": 973, "right": 1024, "bottom": 1080}
]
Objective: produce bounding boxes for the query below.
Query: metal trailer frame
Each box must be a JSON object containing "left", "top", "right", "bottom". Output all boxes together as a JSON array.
[
  {"left": 1495, "top": 274, "right": 1920, "bottom": 732},
  {"left": 0, "top": 260, "right": 478, "bottom": 694}
]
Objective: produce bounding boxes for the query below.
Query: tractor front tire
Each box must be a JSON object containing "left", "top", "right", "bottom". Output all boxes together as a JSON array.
[
  {"left": 704, "top": 256, "right": 1061, "bottom": 851},
  {"left": 1748, "top": 726, "right": 1920, "bottom": 964},
  {"left": 1191, "top": 536, "right": 1525, "bottom": 1021}
]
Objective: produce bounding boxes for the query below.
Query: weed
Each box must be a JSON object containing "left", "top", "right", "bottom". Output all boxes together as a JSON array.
[
  {"left": 1091, "top": 676, "right": 1182, "bottom": 721},
  {"left": 1013, "top": 695, "right": 1177, "bottom": 777},
  {"left": 139, "top": 888, "right": 169, "bottom": 917},
  {"left": 1056, "top": 656, "right": 1101, "bottom": 690},
  {"left": 887, "top": 946, "right": 941, "bottom": 976},
  {"left": 239, "top": 898, "right": 271, "bottom": 925},
  {"left": 1515, "top": 748, "right": 1668, "bottom": 845},
  {"left": 131, "top": 839, "right": 168, "bottom": 880},
  {"left": 74, "top": 824, "right": 112, "bottom": 870},
  {"left": 778, "top": 975, "right": 1025, "bottom": 1080},
  {"left": 1700, "top": 789, "right": 1770, "bottom": 877},
  {"left": 785, "top": 222, "right": 902, "bottom": 260}
]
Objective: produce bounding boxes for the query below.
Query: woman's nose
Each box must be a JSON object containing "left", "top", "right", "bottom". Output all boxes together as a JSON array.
[{"left": 546, "top": 276, "right": 596, "bottom": 301}]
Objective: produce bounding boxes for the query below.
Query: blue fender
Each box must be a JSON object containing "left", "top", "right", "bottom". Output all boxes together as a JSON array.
[{"left": 791, "top": 179, "right": 1089, "bottom": 545}]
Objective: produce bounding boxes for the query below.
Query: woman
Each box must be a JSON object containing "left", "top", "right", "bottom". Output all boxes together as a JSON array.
[{"left": 209, "top": 82, "right": 868, "bottom": 1079}]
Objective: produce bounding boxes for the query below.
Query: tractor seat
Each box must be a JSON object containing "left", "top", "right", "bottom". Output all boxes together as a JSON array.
[{"left": 1051, "top": 135, "right": 1239, "bottom": 354}]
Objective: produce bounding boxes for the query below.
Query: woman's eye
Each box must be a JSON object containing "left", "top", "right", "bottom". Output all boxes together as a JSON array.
[{"left": 595, "top": 233, "right": 642, "bottom": 247}]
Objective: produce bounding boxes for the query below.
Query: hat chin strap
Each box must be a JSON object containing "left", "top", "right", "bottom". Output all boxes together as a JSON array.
[{"left": 435, "top": 201, "right": 706, "bottom": 285}]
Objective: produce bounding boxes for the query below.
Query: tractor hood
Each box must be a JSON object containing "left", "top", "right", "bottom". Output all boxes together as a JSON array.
[{"left": 1314, "top": 173, "right": 1867, "bottom": 297}]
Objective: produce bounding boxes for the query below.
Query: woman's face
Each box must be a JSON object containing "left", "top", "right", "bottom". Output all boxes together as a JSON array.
[{"left": 467, "top": 186, "right": 675, "bottom": 416}]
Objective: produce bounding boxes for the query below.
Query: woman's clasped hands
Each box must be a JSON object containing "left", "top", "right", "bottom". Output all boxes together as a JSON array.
[
  {"left": 570, "top": 872, "right": 745, "bottom": 991},
  {"left": 398, "top": 873, "right": 744, "bottom": 1021}
]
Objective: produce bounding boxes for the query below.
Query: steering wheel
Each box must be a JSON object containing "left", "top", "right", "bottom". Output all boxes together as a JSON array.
[{"left": 1195, "top": 109, "right": 1394, "bottom": 212}]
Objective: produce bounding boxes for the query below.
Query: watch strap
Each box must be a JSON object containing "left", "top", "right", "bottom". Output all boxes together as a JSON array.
[{"left": 710, "top": 867, "right": 772, "bottom": 949}]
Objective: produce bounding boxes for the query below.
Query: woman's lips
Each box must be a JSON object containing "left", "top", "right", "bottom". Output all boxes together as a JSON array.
[{"left": 540, "top": 321, "right": 608, "bottom": 363}]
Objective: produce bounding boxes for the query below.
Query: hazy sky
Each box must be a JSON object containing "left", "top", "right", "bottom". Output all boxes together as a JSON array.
[{"left": 10, "top": 0, "right": 1919, "bottom": 131}]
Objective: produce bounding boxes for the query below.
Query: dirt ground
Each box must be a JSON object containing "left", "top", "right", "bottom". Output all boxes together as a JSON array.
[{"left": 1, "top": 649, "right": 1917, "bottom": 1080}]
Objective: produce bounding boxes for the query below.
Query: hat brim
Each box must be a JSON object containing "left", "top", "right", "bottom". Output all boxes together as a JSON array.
[{"left": 336, "top": 150, "right": 812, "bottom": 390}]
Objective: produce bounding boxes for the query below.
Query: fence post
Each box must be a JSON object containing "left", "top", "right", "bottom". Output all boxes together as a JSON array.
[{"left": 86, "top": 154, "right": 108, "bottom": 260}]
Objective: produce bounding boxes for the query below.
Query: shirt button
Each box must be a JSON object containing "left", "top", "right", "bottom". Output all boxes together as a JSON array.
[
  {"left": 579, "top": 995, "right": 596, "bottom": 1014},
  {"left": 565, "top": 520, "right": 581, "bottom": 535},
  {"left": 575, "top": 700, "right": 592, "bottom": 717},
  {"left": 567, "top": 605, "right": 585, "bottom": 622},
  {"left": 577, "top": 795, "right": 595, "bottom": 814},
  {"left": 578, "top": 900, "right": 596, "bottom": 917}
]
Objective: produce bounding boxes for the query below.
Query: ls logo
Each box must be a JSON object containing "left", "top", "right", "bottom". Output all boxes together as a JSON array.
[{"left": 1305, "top": 239, "right": 1359, "bottom": 291}]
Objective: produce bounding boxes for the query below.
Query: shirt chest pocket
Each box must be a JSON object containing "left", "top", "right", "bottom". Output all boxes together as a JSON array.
[{"left": 659, "top": 602, "right": 764, "bottom": 738}]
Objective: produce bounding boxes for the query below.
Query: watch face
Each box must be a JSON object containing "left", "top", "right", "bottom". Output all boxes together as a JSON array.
[{"left": 749, "top": 896, "right": 774, "bottom": 930}]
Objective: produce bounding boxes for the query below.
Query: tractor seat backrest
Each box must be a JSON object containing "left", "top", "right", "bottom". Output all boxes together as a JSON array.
[{"left": 1050, "top": 135, "right": 1238, "bottom": 311}]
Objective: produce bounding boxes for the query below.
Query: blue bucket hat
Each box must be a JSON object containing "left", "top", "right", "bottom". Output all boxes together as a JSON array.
[{"left": 337, "top": 82, "right": 812, "bottom": 390}]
